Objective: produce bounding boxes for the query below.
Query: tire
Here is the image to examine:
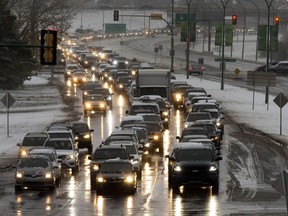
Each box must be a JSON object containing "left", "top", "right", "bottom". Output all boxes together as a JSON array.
[
  {"left": 137, "top": 169, "right": 142, "bottom": 180},
  {"left": 72, "top": 165, "right": 78, "bottom": 174},
  {"left": 129, "top": 186, "right": 137, "bottom": 195},
  {"left": 212, "top": 182, "right": 219, "bottom": 194}
]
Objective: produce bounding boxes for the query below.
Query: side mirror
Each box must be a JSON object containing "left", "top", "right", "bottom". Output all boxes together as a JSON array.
[
  {"left": 138, "top": 150, "right": 143, "bottom": 155},
  {"left": 125, "top": 110, "right": 129, "bottom": 114},
  {"left": 207, "top": 94, "right": 212, "bottom": 97},
  {"left": 17, "top": 143, "right": 21, "bottom": 147},
  {"left": 216, "top": 156, "right": 223, "bottom": 161},
  {"left": 129, "top": 155, "right": 134, "bottom": 160},
  {"left": 90, "top": 129, "right": 94, "bottom": 132}
]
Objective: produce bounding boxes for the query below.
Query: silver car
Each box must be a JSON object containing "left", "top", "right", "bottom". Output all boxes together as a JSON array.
[
  {"left": 15, "top": 155, "right": 57, "bottom": 191},
  {"left": 29, "top": 147, "right": 62, "bottom": 185},
  {"left": 44, "top": 138, "right": 79, "bottom": 174}
]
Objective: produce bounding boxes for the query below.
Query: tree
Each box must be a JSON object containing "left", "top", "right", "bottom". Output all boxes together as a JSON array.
[{"left": 0, "top": 0, "right": 35, "bottom": 89}]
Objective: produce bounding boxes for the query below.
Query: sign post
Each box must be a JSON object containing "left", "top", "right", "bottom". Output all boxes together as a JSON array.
[
  {"left": 273, "top": 93, "right": 288, "bottom": 135},
  {"left": 1, "top": 93, "right": 16, "bottom": 137}
]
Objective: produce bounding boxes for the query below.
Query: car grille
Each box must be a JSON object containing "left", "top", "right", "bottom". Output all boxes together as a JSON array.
[
  {"left": 181, "top": 166, "right": 209, "bottom": 178},
  {"left": 24, "top": 174, "right": 43, "bottom": 178},
  {"left": 105, "top": 177, "right": 124, "bottom": 183}
]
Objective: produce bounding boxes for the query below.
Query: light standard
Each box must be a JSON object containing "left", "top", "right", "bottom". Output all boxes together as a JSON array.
[
  {"left": 220, "top": 0, "right": 231, "bottom": 90},
  {"left": 185, "top": 0, "right": 193, "bottom": 79},
  {"left": 235, "top": 0, "right": 247, "bottom": 59},
  {"left": 171, "top": 0, "right": 175, "bottom": 73},
  {"left": 264, "top": 0, "right": 275, "bottom": 105}
]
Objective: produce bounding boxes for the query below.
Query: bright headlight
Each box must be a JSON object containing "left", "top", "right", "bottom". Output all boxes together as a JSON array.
[
  {"left": 67, "top": 71, "right": 71, "bottom": 75},
  {"left": 175, "top": 93, "right": 182, "bottom": 101},
  {"left": 16, "top": 172, "right": 23, "bottom": 178},
  {"left": 108, "top": 77, "right": 112, "bottom": 80},
  {"left": 84, "top": 134, "right": 90, "bottom": 139},
  {"left": 97, "top": 177, "right": 105, "bottom": 182},
  {"left": 153, "top": 135, "right": 159, "bottom": 140},
  {"left": 85, "top": 61, "right": 88, "bottom": 64},
  {"left": 144, "top": 143, "right": 150, "bottom": 148},
  {"left": 73, "top": 78, "right": 77, "bottom": 82},
  {"left": 119, "top": 84, "right": 123, "bottom": 88},
  {"left": 209, "top": 166, "right": 217, "bottom": 172},
  {"left": 113, "top": 60, "right": 118, "bottom": 65},
  {"left": 20, "top": 150, "right": 28, "bottom": 157},
  {"left": 216, "top": 122, "right": 221, "bottom": 127},
  {"left": 125, "top": 61, "right": 129, "bottom": 64},
  {"left": 131, "top": 70, "right": 136, "bottom": 75},
  {"left": 100, "top": 103, "right": 105, "bottom": 108},
  {"left": 125, "top": 176, "right": 134, "bottom": 183},
  {"left": 93, "top": 164, "right": 99, "bottom": 171},
  {"left": 174, "top": 166, "right": 182, "bottom": 172},
  {"left": 45, "top": 172, "right": 52, "bottom": 178},
  {"left": 85, "top": 103, "right": 91, "bottom": 108},
  {"left": 91, "top": 66, "right": 96, "bottom": 71},
  {"left": 162, "top": 111, "right": 168, "bottom": 116}
]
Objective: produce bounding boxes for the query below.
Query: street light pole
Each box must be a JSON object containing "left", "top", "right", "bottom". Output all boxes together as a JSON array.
[
  {"left": 171, "top": 0, "right": 175, "bottom": 73},
  {"left": 236, "top": 1, "right": 247, "bottom": 59},
  {"left": 186, "top": 0, "right": 192, "bottom": 79}
]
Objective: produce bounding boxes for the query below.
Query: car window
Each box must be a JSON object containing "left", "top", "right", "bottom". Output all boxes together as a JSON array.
[
  {"left": 22, "top": 137, "right": 48, "bottom": 146},
  {"left": 19, "top": 157, "right": 50, "bottom": 168},
  {"left": 45, "top": 140, "right": 72, "bottom": 150},
  {"left": 177, "top": 149, "right": 213, "bottom": 161},
  {"left": 100, "top": 163, "right": 132, "bottom": 173},
  {"left": 93, "top": 149, "right": 128, "bottom": 160},
  {"left": 30, "top": 152, "right": 55, "bottom": 162},
  {"left": 73, "top": 124, "right": 89, "bottom": 133}
]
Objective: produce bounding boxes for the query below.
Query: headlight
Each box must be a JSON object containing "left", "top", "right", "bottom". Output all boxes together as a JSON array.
[
  {"left": 144, "top": 143, "right": 150, "bottom": 148},
  {"left": 84, "top": 91, "right": 88, "bottom": 96},
  {"left": 175, "top": 93, "right": 182, "bottom": 101},
  {"left": 67, "top": 71, "right": 71, "bottom": 75},
  {"left": 20, "top": 150, "right": 28, "bottom": 157},
  {"left": 93, "top": 164, "right": 99, "bottom": 171},
  {"left": 16, "top": 172, "right": 23, "bottom": 178},
  {"left": 106, "top": 96, "right": 112, "bottom": 100},
  {"left": 153, "top": 135, "right": 159, "bottom": 140},
  {"left": 85, "top": 61, "right": 88, "bottom": 64},
  {"left": 125, "top": 61, "right": 129, "bottom": 64},
  {"left": 45, "top": 172, "right": 52, "bottom": 178},
  {"left": 100, "top": 103, "right": 105, "bottom": 108},
  {"left": 131, "top": 70, "right": 136, "bottom": 75},
  {"left": 85, "top": 103, "right": 91, "bottom": 108},
  {"left": 209, "top": 166, "right": 217, "bottom": 172},
  {"left": 162, "top": 111, "right": 168, "bottom": 116},
  {"left": 83, "top": 77, "right": 87, "bottom": 81},
  {"left": 108, "top": 77, "right": 112, "bottom": 81},
  {"left": 174, "top": 166, "right": 182, "bottom": 172},
  {"left": 119, "top": 84, "right": 123, "bottom": 88},
  {"left": 125, "top": 176, "right": 134, "bottom": 183},
  {"left": 67, "top": 154, "right": 74, "bottom": 160},
  {"left": 91, "top": 66, "right": 96, "bottom": 71},
  {"left": 73, "top": 78, "right": 77, "bottom": 82},
  {"left": 113, "top": 60, "right": 118, "bottom": 65},
  {"left": 216, "top": 122, "right": 221, "bottom": 127},
  {"left": 84, "top": 134, "right": 90, "bottom": 139},
  {"left": 97, "top": 177, "right": 105, "bottom": 182}
]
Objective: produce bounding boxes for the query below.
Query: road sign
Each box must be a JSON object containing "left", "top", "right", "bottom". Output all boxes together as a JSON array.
[
  {"left": 247, "top": 71, "right": 276, "bottom": 87},
  {"left": 105, "top": 23, "right": 126, "bottom": 34},
  {"left": 1, "top": 93, "right": 15, "bottom": 108},
  {"left": 214, "top": 57, "right": 236, "bottom": 62},
  {"left": 274, "top": 93, "right": 288, "bottom": 108},
  {"left": 175, "top": 13, "right": 195, "bottom": 25}
]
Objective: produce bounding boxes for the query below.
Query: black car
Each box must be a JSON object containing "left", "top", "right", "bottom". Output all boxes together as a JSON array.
[
  {"left": 255, "top": 61, "right": 278, "bottom": 72},
  {"left": 165, "top": 142, "right": 222, "bottom": 193},
  {"left": 71, "top": 122, "right": 94, "bottom": 154},
  {"left": 88, "top": 145, "right": 133, "bottom": 190},
  {"left": 93, "top": 159, "right": 137, "bottom": 195}
]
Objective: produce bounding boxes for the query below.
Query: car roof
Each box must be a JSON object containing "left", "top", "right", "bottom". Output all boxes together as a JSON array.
[
  {"left": 122, "top": 115, "right": 144, "bottom": 121},
  {"left": 24, "top": 132, "right": 48, "bottom": 137},
  {"left": 110, "top": 130, "right": 136, "bottom": 136},
  {"left": 95, "top": 145, "right": 127, "bottom": 150},
  {"left": 101, "top": 158, "right": 131, "bottom": 164},
  {"left": 173, "top": 142, "right": 208, "bottom": 149},
  {"left": 109, "top": 141, "right": 135, "bottom": 146},
  {"left": 29, "top": 147, "right": 57, "bottom": 154},
  {"left": 46, "top": 137, "right": 73, "bottom": 142}
]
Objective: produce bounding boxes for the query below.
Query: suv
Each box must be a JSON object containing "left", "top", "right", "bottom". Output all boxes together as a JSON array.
[
  {"left": 165, "top": 142, "right": 222, "bottom": 193},
  {"left": 93, "top": 159, "right": 137, "bottom": 195},
  {"left": 88, "top": 145, "right": 133, "bottom": 190},
  {"left": 71, "top": 122, "right": 94, "bottom": 154},
  {"left": 268, "top": 61, "right": 288, "bottom": 75},
  {"left": 17, "top": 132, "right": 49, "bottom": 158}
]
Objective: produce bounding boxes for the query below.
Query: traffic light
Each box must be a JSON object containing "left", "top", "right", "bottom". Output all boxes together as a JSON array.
[
  {"left": 232, "top": 15, "right": 237, "bottom": 25},
  {"left": 113, "top": 10, "right": 119, "bottom": 21},
  {"left": 274, "top": 16, "right": 279, "bottom": 26},
  {"left": 40, "top": 29, "right": 57, "bottom": 65}
]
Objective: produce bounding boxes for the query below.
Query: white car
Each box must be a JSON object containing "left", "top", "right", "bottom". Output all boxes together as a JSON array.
[
  {"left": 44, "top": 138, "right": 79, "bottom": 174},
  {"left": 109, "top": 141, "right": 143, "bottom": 178}
]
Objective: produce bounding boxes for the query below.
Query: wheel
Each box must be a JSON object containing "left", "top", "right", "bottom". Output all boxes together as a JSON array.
[
  {"left": 129, "top": 186, "right": 137, "bottom": 195},
  {"left": 137, "top": 169, "right": 142, "bottom": 180},
  {"left": 212, "top": 182, "right": 219, "bottom": 194},
  {"left": 90, "top": 174, "right": 96, "bottom": 190},
  {"left": 72, "top": 165, "right": 78, "bottom": 174}
]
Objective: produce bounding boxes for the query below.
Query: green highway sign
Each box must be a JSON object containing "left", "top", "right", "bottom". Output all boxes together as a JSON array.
[
  {"left": 105, "top": 23, "right": 126, "bottom": 34},
  {"left": 175, "top": 13, "right": 195, "bottom": 25},
  {"left": 215, "top": 57, "right": 236, "bottom": 62}
]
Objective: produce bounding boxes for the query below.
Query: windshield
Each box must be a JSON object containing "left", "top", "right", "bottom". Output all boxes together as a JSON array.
[
  {"left": 100, "top": 163, "right": 131, "bottom": 173},
  {"left": 142, "top": 115, "right": 161, "bottom": 123},
  {"left": 140, "top": 87, "right": 167, "bottom": 98},
  {"left": 19, "top": 157, "right": 50, "bottom": 168},
  {"left": 22, "top": 136, "right": 48, "bottom": 147},
  {"left": 177, "top": 149, "right": 213, "bottom": 161},
  {"left": 45, "top": 140, "right": 72, "bottom": 150},
  {"left": 73, "top": 124, "right": 89, "bottom": 133},
  {"left": 123, "top": 145, "right": 137, "bottom": 154},
  {"left": 192, "top": 104, "right": 218, "bottom": 112},
  {"left": 30, "top": 152, "right": 55, "bottom": 162},
  {"left": 48, "top": 133, "right": 72, "bottom": 139},
  {"left": 187, "top": 114, "right": 211, "bottom": 122},
  {"left": 93, "top": 149, "right": 128, "bottom": 160}
]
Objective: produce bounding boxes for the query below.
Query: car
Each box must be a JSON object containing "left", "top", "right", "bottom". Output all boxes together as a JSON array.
[
  {"left": 255, "top": 61, "right": 278, "bottom": 72},
  {"left": 188, "top": 63, "right": 206, "bottom": 75},
  {"left": 119, "top": 115, "right": 144, "bottom": 128},
  {"left": 103, "top": 130, "right": 140, "bottom": 148},
  {"left": 109, "top": 140, "right": 143, "bottom": 177},
  {"left": 44, "top": 138, "right": 79, "bottom": 174},
  {"left": 165, "top": 142, "right": 222, "bottom": 193},
  {"left": 72, "top": 71, "right": 87, "bottom": 86},
  {"left": 71, "top": 121, "right": 94, "bottom": 154},
  {"left": 83, "top": 94, "right": 107, "bottom": 115},
  {"left": 46, "top": 129, "right": 78, "bottom": 147},
  {"left": 65, "top": 63, "right": 79, "bottom": 80},
  {"left": 96, "top": 63, "right": 110, "bottom": 77},
  {"left": 191, "top": 102, "right": 220, "bottom": 113},
  {"left": 82, "top": 54, "right": 98, "bottom": 68},
  {"left": 171, "top": 85, "right": 194, "bottom": 108},
  {"left": 15, "top": 155, "right": 57, "bottom": 191},
  {"left": 93, "top": 159, "right": 137, "bottom": 195},
  {"left": 268, "top": 61, "right": 288, "bottom": 75},
  {"left": 126, "top": 101, "right": 161, "bottom": 116},
  {"left": 28, "top": 147, "right": 62, "bottom": 185},
  {"left": 115, "top": 76, "right": 134, "bottom": 93},
  {"left": 111, "top": 56, "right": 129, "bottom": 69},
  {"left": 184, "top": 112, "right": 212, "bottom": 128},
  {"left": 101, "top": 65, "right": 118, "bottom": 81},
  {"left": 176, "top": 126, "right": 210, "bottom": 142},
  {"left": 88, "top": 145, "right": 133, "bottom": 190},
  {"left": 17, "top": 132, "right": 49, "bottom": 158}
]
